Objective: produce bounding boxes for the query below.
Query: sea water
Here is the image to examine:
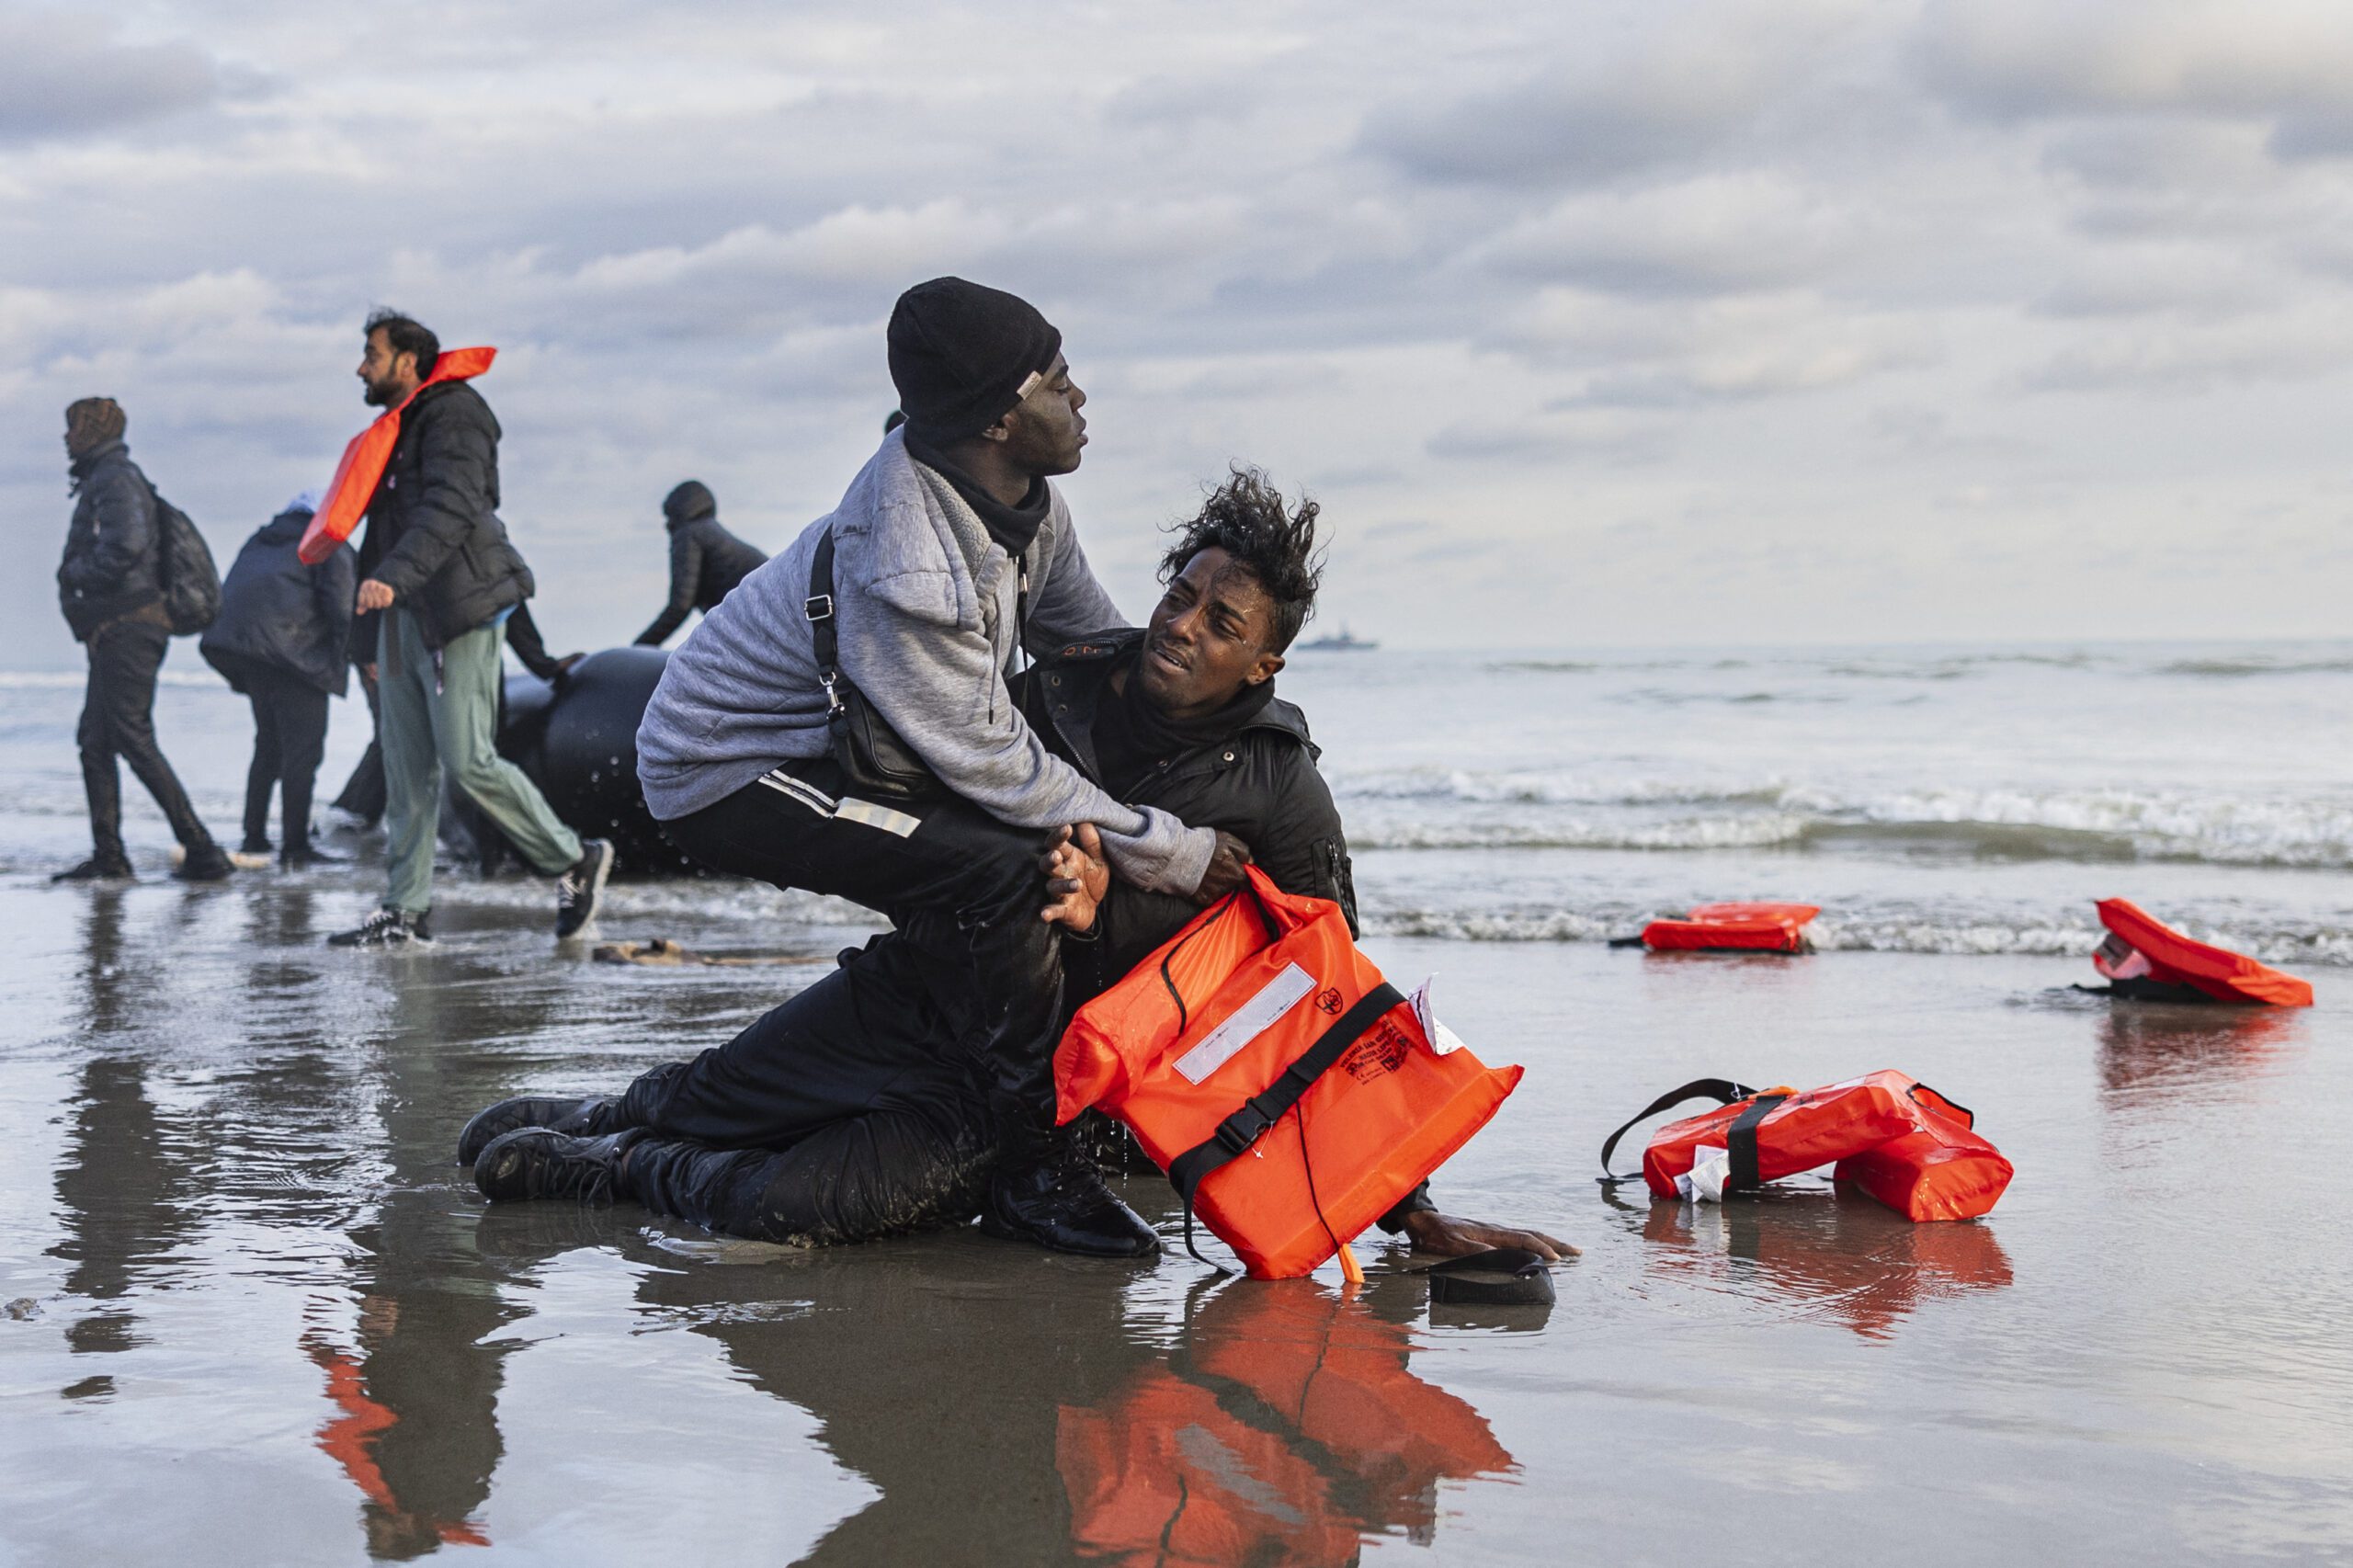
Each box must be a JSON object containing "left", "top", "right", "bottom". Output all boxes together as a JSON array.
[{"left": 2, "top": 639, "right": 2349, "bottom": 1566}]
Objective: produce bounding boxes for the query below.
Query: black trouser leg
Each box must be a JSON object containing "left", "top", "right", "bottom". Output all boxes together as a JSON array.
[
  {"left": 76, "top": 647, "right": 125, "bottom": 862},
  {"left": 332, "top": 671, "right": 385, "bottom": 824},
  {"left": 660, "top": 766, "right": 1065, "bottom": 1150},
  {"left": 619, "top": 1107, "right": 995, "bottom": 1246},
  {"left": 612, "top": 934, "right": 986, "bottom": 1145},
  {"left": 273, "top": 678, "right": 329, "bottom": 850},
  {"left": 244, "top": 688, "right": 283, "bottom": 848},
  {"left": 84, "top": 621, "right": 212, "bottom": 852}
]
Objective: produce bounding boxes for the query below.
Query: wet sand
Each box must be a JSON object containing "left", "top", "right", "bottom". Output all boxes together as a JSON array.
[{"left": 4, "top": 869, "right": 2348, "bottom": 1566}]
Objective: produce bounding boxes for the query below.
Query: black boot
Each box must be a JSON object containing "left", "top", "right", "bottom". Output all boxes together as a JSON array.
[
  {"left": 980, "top": 1136, "right": 1161, "bottom": 1258},
  {"left": 473, "top": 1128, "right": 634, "bottom": 1204},
  {"left": 53, "top": 854, "right": 135, "bottom": 882},
  {"left": 456, "top": 1095, "right": 616, "bottom": 1166},
  {"left": 174, "top": 842, "right": 234, "bottom": 882}
]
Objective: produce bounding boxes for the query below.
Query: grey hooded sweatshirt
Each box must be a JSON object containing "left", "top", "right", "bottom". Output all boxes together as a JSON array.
[{"left": 636, "top": 431, "right": 1215, "bottom": 896}]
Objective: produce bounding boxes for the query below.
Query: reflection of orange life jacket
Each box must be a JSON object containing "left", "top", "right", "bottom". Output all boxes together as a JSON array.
[
  {"left": 1642, "top": 902, "right": 1819, "bottom": 952},
  {"left": 1058, "top": 1287, "right": 1511, "bottom": 1564},
  {"left": 298, "top": 347, "right": 497, "bottom": 565},
  {"left": 1600, "top": 1070, "right": 2013, "bottom": 1221},
  {"left": 1055, "top": 866, "right": 1522, "bottom": 1279},
  {"left": 2092, "top": 897, "right": 2313, "bottom": 1006}
]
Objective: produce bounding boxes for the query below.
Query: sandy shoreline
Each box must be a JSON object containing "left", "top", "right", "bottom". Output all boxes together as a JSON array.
[{"left": 3, "top": 872, "right": 2347, "bottom": 1564}]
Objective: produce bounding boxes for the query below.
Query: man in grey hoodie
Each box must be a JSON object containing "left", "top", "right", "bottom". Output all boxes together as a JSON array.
[{"left": 631, "top": 278, "right": 1247, "bottom": 1256}]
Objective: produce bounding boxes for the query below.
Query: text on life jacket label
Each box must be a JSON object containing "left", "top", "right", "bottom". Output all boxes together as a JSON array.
[{"left": 1175, "top": 963, "right": 1317, "bottom": 1085}]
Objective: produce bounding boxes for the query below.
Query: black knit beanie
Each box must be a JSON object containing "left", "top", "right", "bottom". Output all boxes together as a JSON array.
[
  {"left": 886, "top": 278, "right": 1062, "bottom": 444},
  {"left": 663, "top": 480, "right": 717, "bottom": 525}
]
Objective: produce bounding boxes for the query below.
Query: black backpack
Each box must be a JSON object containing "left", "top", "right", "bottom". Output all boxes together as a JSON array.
[{"left": 147, "top": 483, "right": 221, "bottom": 635}]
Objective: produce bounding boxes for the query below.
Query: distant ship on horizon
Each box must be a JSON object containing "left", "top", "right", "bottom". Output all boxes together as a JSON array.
[{"left": 1298, "top": 623, "right": 1378, "bottom": 652}]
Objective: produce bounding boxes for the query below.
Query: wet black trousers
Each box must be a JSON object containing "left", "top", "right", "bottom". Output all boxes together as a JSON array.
[
  {"left": 608, "top": 934, "right": 1000, "bottom": 1245},
  {"left": 77, "top": 619, "right": 214, "bottom": 859},
  {"left": 331, "top": 673, "right": 385, "bottom": 826},
  {"left": 237, "top": 666, "right": 329, "bottom": 851},
  {"left": 660, "top": 761, "right": 1068, "bottom": 1145}
]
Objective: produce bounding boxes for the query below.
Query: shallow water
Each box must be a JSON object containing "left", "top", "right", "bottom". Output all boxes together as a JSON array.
[
  {"left": 3, "top": 874, "right": 2348, "bottom": 1565},
  {"left": 4, "top": 641, "right": 2352, "bottom": 1564}
]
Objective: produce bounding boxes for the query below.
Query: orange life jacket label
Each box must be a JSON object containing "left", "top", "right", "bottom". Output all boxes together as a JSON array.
[
  {"left": 2093, "top": 897, "right": 2313, "bottom": 1006},
  {"left": 298, "top": 347, "right": 496, "bottom": 565},
  {"left": 1054, "top": 866, "right": 1522, "bottom": 1279}
]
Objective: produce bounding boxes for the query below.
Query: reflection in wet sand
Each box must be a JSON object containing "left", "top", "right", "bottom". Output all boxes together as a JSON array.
[
  {"left": 616, "top": 1235, "right": 1514, "bottom": 1565},
  {"left": 2094, "top": 1002, "right": 2305, "bottom": 1106},
  {"left": 1639, "top": 1191, "right": 2014, "bottom": 1341}
]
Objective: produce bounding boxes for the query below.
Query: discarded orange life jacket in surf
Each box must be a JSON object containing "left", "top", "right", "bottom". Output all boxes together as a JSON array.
[
  {"left": 1598, "top": 1070, "right": 2012, "bottom": 1221},
  {"left": 298, "top": 347, "right": 497, "bottom": 565},
  {"left": 1641, "top": 902, "right": 1819, "bottom": 953},
  {"left": 1055, "top": 866, "right": 1522, "bottom": 1279},
  {"left": 2092, "top": 897, "right": 2313, "bottom": 1007}
]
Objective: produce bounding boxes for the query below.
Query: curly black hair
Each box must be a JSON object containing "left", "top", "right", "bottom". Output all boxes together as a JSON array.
[{"left": 1159, "top": 466, "right": 1325, "bottom": 653}]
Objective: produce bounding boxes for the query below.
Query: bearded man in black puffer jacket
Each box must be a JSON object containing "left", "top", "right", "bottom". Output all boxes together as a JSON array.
[{"left": 52, "top": 396, "right": 232, "bottom": 883}]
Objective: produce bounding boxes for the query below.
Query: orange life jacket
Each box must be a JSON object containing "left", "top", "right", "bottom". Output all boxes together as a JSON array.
[
  {"left": 1599, "top": 1069, "right": 2012, "bottom": 1221},
  {"left": 1055, "top": 866, "right": 1522, "bottom": 1279},
  {"left": 2092, "top": 897, "right": 2313, "bottom": 1006},
  {"left": 1642, "top": 902, "right": 1819, "bottom": 952},
  {"left": 298, "top": 347, "right": 497, "bottom": 565}
]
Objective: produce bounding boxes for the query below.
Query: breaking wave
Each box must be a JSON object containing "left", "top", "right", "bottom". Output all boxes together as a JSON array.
[{"left": 1333, "top": 768, "right": 2353, "bottom": 868}]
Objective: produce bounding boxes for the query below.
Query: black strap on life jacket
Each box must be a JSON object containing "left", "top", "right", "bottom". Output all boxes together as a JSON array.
[
  {"left": 1165, "top": 982, "right": 1405, "bottom": 1271},
  {"left": 1722, "top": 1092, "right": 1790, "bottom": 1191},
  {"left": 1597, "top": 1079, "right": 1759, "bottom": 1185}
]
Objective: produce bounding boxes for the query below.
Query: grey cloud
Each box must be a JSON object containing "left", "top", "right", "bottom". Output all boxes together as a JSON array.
[{"left": 0, "top": 14, "right": 221, "bottom": 143}]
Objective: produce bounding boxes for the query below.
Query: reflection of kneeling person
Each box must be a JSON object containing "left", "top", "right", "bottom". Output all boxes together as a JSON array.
[{"left": 465, "top": 472, "right": 1568, "bottom": 1262}]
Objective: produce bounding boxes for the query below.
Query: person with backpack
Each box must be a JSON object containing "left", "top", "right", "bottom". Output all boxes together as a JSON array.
[
  {"left": 199, "top": 490, "right": 358, "bottom": 868},
  {"left": 53, "top": 396, "right": 233, "bottom": 882}
]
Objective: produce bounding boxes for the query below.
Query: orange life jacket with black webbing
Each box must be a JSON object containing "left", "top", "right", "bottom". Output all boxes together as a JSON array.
[
  {"left": 1598, "top": 1070, "right": 2012, "bottom": 1221},
  {"left": 1055, "top": 865, "right": 1522, "bottom": 1279}
]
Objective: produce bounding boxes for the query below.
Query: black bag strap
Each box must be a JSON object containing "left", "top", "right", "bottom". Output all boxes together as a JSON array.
[
  {"left": 1166, "top": 981, "right": 1405, "bottom": 1270},
  {"left": 1597, "top": 1078, "right": 1758, "bottom": 1184},
  {"left": 805, "top": 527, "right": 844, "bottom": 714},
  {"left": 1723, "top": 1093, "right": 1790, "bottom": 1191}
]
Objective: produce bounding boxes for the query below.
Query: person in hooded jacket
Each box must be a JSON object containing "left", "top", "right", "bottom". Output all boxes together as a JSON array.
[
  {"left": 632, "top": 481, "right": 767, "bottom": 647},
  {"left": 200, "top": 490, "right": 357, "bottom": 867},
  {"left": 52, "top": 397, "right": 233, "bottom": 883}
]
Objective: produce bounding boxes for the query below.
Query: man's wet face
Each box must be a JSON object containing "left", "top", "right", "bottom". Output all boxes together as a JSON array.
[
  {"left": 1138, "top": 547, "right": 1282, "bottom": 720},
  {"left": 357, "top": 329, "right": 415, "bottom": 408},
  {"left": 998, "top": 353, "right": 1086, "bottom": 477}
]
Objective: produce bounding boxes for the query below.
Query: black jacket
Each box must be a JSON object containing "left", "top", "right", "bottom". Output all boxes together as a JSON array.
[
  {"left": 352, "top": 379, "right": 534, "bottom": 654},
  {"left": 57, "top": 439, "right": 163, "bottom": 641},
  {"left": 1017, "top": 630, "right": 1358, "bottom": 999},
  {"left": 200, "top": 508, "right": 356, "bottom": 697},
  {"left": 634, "top": 513, "right": 768, "bottom": 646}
]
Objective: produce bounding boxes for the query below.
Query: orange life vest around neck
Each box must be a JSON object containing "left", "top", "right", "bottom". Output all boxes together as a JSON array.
[{"left": 298, "top": 347, "right": 496, "bottom": 565}]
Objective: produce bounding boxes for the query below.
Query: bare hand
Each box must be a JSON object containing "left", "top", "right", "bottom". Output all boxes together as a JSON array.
[
  {"left": 360, "top": 664, "right": 378, "bottom": 685},
  {"left": 1403, "top": 1211, "right": 1578, "bottom": 1262},
  {"left": 1040, "top": 823, "right": 1110, "bottom": 932},
  {"left": 355, "top": 579, "right": 395, "bottom": 613},
  {"left": 1190, "top": 830, "right": 1255, "bottom": 903}
]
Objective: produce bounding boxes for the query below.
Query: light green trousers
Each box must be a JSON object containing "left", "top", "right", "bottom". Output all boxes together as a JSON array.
[{"left": 378, "top": 608, "right": 581, "bottom": 915}]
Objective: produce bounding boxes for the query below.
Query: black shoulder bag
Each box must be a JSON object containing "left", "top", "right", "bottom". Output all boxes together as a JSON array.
[{"left": 804, "top": 526, "right": 940, "bottom": 801}]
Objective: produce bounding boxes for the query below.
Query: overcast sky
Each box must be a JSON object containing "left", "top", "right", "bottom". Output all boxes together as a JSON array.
[{"left": 7, "top": 0, "right": 2352, "bottom": 664}]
